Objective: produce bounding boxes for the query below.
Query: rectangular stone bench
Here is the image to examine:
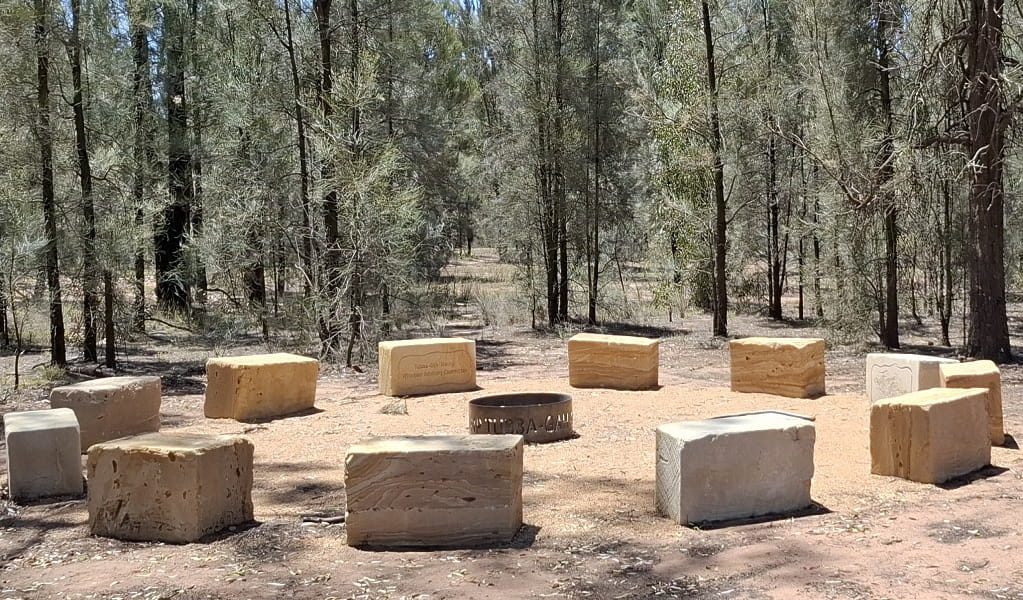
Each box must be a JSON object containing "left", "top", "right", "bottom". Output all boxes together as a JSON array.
[
  {"left": 87, "top": 432, "right": 254, "bottom": 543},
  {"left": 729, "top": 337, "right": 826, "bottom": 398},
  {"left": 866, "top": 353, "right": 957, "bottom": 403},
  {"left": 870, "top": 388, "right": 990, "bottom": 484},
  {"left": 568, "top": 333, "right": 659, "bottom": 390},
  {"left": 378, "top": 338, "right": 476, "bottom": 397},
  {"left": 656, "top": 412, "right": 815, "bottom": 524},
  {"left": 940, "top": 360, "right": 1005, "bottom": 445},
  {"left": 4, "top": 408, "right": 83, "bottom": 501},
  {"left": 345, "top": 435, "right": 523, "bottom": 547},
  {"left": 205, "top": 353, "right": 318, "bottom": 421},
  {"left": 50, "top": 376, "right": 161, "bottom": 452}
]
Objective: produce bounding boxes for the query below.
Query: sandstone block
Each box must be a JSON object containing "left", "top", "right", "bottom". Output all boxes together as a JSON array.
[
  {"left": 940, "top": 360, "right": 1005, "bottom": 445},
  {"left": 378, "top": 338, "right": 476, "bottom": 397},
  {"left": 865, "top": 353, "right": 957, "bottom": 403},
  {"left": 50, "top": 376, "right": 161, "bottom": 452},
  {"left": 729, "top": 337, "right": 826, "bottom": 398},
  {"left": 568, "top": 333, "right": 659, "bottom": 390},
  {"left": 4, "top": 408, "right": 83, "bottom": 501},
  {"left": 345, "top": 435, "right": 523, "bottom": 547},
  {"left": 870, "top": 388, "right": 990, "bottom": 484},
  {"left": 205, "top": 353, "right": 318, "bottom": 421},
  {"left": 87, "top": 433, "right": 253, "bottom": 543},
  {"left": 656, "top": 412, "right": 815, "bottom": 524}
]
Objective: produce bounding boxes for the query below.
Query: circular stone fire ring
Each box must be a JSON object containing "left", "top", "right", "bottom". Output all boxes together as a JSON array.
[{"left": 468, "top": 392, "right": 574, "bottom": 444}]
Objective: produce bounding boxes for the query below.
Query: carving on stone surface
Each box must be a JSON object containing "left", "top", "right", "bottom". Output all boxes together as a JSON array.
[{"left": 869, "top": 363, "right": 914, "bottom": 401}]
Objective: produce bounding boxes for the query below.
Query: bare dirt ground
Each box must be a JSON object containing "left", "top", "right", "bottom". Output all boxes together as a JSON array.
[{"left": 3, "top": 251, "right": 1023, "bottom": 599}]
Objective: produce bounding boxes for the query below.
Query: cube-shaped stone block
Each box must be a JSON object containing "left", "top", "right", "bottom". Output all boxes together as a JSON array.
[
  {"left": 656, "top": 412, "right": 815, "bottom": 524},
  {"left": 870, "top": 388, "right": 990, "bottom": 484},
  {"left": 205, "top": 353, "right": 318, "bottom": 421},
  {"left": 729, "top": 337, "right": 826, "bottom": 398},
  {"left": 378, "top": 338, "right": 476, "bottom": 397},
  {"left": 87, "top": 433, "right": 254, "bottom": 543},
  {"left": 345, "top": 435, "right": 523, "bottom": 547},
  {"left": 4, "top": 408, "right": 83, "bottom": 501},
  {"left": 568, "top": 333, "right": 659, "bottom": 390},
  {"left": 50, "top": 376, "right": 162, "bottom": 452},
  {"left": 865, "top": 353, "right": 957, "bottom": 403},
  {"left": 940, "top": 360, "right": 1005, "bottom": 445}
]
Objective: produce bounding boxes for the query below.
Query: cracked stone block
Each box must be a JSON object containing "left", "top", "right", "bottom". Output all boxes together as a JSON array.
[
  {"left": 378, "top": 338, "right": 476, "bottom": 397},
  {"left": 865, "top": 353, "right": 957, "bottom": 403},
  {"left": 939, "top": 360, "right": 1005, "bottom": 446},
  {"left": 345, "top": 435, "right": 523, "bottom": 547},
  {"left": 729, "top": 337, "right": 826, "bottom": 398},
  {"left": 568, "top": 333, "right": 659, "bottom": 390},
  {"left": 50, "top": 376, "right": 161, "bottom": 452},
  {"left": 87, "top": 432, "right": 254, "bottom": 543},
  {"left": 4, "top": 408, "right": 83, "bottom": 501},
  {"left": 205, "top": 353, "right": 318, "bottom": 421},
  {"left": 656, "top": 412, "right": 815, "bottom": 524}
]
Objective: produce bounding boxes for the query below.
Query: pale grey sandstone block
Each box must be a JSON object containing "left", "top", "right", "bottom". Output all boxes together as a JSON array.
[
  {"left": 4, "top": 408, "right": 83, "bottom": 501},
  {"left": 87, "top": 432, "right": 254, "bottom": 543},
  {"left": 50, "top": 375, "right": 162, "bottom": 452},
  {"left": 378, "top": 338, "right": 477, "bottom": 397},
  {"left": 568, "top": 333, "right": 659, "bottom": 390},
  {"left": 345, "top": 435, "right": 523, "bottom": 547},
  {"left": 656, "top": 412, "right": 815, "bottom": 525},
  {"left": 865, "top": 353, "right": 956, "bottom": 403}
]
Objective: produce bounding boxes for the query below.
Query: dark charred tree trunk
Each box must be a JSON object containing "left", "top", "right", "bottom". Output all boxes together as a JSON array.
[
  {"left": 939, "top": 177, "right": 953, "bottom": 346},
  {"left": 554, "top": 0, "right": 568, "bottom": 323},
  {"left": 130, "top": 2, "right": 153, "bottom": 333},
  {"left": 34, "top": 0, "right": 66, "bottom": 365},
  {"left": 344, "top": 0, "right": 364, "bottom": 368},
  {"left": 586, "top": 2, "right": 601, "bottom": 326},
  {"left": 702, "top": 0, "right": 727, "bottom": 337},
  {"left": 282, "top": 0, "right": 313, "bottom": 298},
  {"left": 877, "top": 1, "right": 900, "bottom": 349},
  {"left": 189, "top": 0, "right": 206, "bottom": 309},
  {"left": 103, "top": 271, "right": 115, "bottom": 367}
]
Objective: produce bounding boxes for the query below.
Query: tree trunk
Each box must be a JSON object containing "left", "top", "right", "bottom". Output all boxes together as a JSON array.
[
  {"left": 189, "top": 0, "right": 206, "bottom": 310},
  {"left": 554, "top": 0, "right": 568, "bottom": 323},
  {"left": 34, "top": 0, "right": 66, "bottom": 365},
  {"left": 130, "top": 2, "right": 153, "bottom": 332},
  {"left": 877, "top": 1, "right": 900, "bottom": 349},
  {"left": 344, "top": 0, "right": 363, "bottom": 368},
  {"left": 281, "top": 0, "right": 313, "bottom": 297},
  {"left": 103, "top": 271, "right": 115, "bottom": 368},
  {"left": 587, "top": 3, "right": 601, "bottom": 326},
  {"left": 939, "top": 177, "right": 953, "bottom": 346},
  {"left": 314, "top": 0, "right": 341, "bottom": 353},
  {"left": 702, "top": 0, "right": 727, "bottom": 337}
]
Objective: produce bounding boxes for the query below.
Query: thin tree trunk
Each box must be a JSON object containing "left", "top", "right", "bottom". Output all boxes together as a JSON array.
[
  {"left": 314, "top": 0, "right": 341, "bottom": 352},
  {"left": 877, "top": 1, "right": 899, "bottom": 349},
  {"left": 281, "top": 0, "right": 313, "bottom": 298},
  {"left": 103, "top": 271, "right": 115, "bottom": 367},
  {"left": 189, "top": 0, "right": 206, "bottom": 310},
  {"left": 130, "top": 2, "right": 152, "bottom": 332},
  {"left": 587, "top": 3, "right": 601, "bottom": 326},
  {"left": 939, "top": 177, "right": 953, "bottom": 346},
  {"left": 344, "top": 0, "right": 363, "bottom": 368},
  {"left": 554, "top": 0, "right": 568, "bottom": 323},
  {"left": 702, "top": 0, "right": 727, "bottom": 337}
]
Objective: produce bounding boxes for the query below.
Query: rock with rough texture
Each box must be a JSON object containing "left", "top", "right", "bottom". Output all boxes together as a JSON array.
[
  {"left": 865, "top": 353, "right": 956, "bottom": 403},
  {"left": 870, "top": 387, "right": 990, "bottom": 484},
  {"left": 205, "top": 353, "right": 318, "bottom": 421},
  {"left": 378, "top": 338, "right": 477, "bottom": 397},
  {"left": 729, "top": 337, "right": 826, "bottom": 398},
  {"left": 939, "top": 360, "right": 1005, "bottom": 446},
  {"left": 656, "top": 412, "right": 815, "bottom": 525},
  {"left": 87, "top": 433, "right": 253, "bottom": 543},
  {"left": 345, "top": 435, "right": 523, "bottom": 547},
  {"left": 568, "top": 333, "right": 659, "bottom": 390},
  {"left": 50, "top": 376, "right": 162, "bottom": 452},
  {"left": 4, "top": 408, "right": 83, "bottom": 501}
]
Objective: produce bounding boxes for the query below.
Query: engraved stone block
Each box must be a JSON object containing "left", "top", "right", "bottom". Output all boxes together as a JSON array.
[
  {"left": 656, "top": 412, "right": 815, "bottom": 524},
  {"left": 870, "top": 388, "right": 990, "bottom": 484},
  {"left": 87, "top": 433, "right": 254, "bottom": 543},
  {"left": 865, "top": 353, "right": 956, "bottom": 403},
  {"left": 729, "top": 337, "right": 826, "bottom": 398},
  {"left": 939, "top": 360, "right": 1004, "bottom": 445},
  {"left": 205, "top": 353, "right": 319, "bottom": 421},
  {"left": 378, "top": 338, "right": 477, "bottom": 397},
  {"left": 568, "top": 333, "right": 659, "bottom": 390},
  {"left": 50, "top": 376, "right": 161, "bottom": 452},
  {"left": 4, "top": 408, "right": 83, "bottom": 501},
  {"left": 345, "top": 435, "right": 523, "bottom": 547}
]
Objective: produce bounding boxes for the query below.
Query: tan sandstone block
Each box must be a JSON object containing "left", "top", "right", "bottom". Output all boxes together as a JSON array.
[
  {"left": 378, "top": 338, "right": 476, "bottom": 397},
  {"left": 568, "top": 333, "right": 659, "bottom": 390},
  {"left": 345, "top": 435, "right": 523, "bottom": 547},
  {"left": 729, "top": 337, "right": 826, "bottom": 398},
  {"left": 870, "top": 388, "right": 990, "bottom": 484},
  {"left": 865, "top": 353, "right": 957, "bottom": 403},
  {"left": 940, "top": 360, "right": 1005, "bottom": 445},
  {"left": 5, "top": 408, "right": 83, "bottom": 501},
  {"left": 205, "top": 353, "right": 318, "bottom": 421},
  {"left": 87, "top": 433, "right": 253, "bottom": 543},
  {"left": 50, "top": 376, "right": 161, "bottom": 452}
]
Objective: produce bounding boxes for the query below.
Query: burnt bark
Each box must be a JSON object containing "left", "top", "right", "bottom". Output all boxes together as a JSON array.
[{"left": 702, "top": 0, "right": 727, "bottom": 337}]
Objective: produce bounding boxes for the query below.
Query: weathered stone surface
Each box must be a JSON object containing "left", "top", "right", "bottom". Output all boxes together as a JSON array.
[
  {"left": 87, "top": 433, "right": 254, "bottom": 543},
  {"left": 345, "top": 435, "right": 523, "bottom": 547},
  {"left": 50, "top": 376, "right": 161, "bottom": 452},
  {"left": 378, "top": 338, "right": 477, "bottom": 397},
  {"left": 4, "top": 408, "right": 83, "bottom": 501},
  {"left": 940, "top": 360, "right": 1005, "bottom": 446},
  {"left": 865, "top": 353, "right": 956, "bottom": 403},
  {"left": 729, "top": 337, "right": 826, "bottom": 398},
  {"left": 205, "top": 353, "right": 318, "bottom": 421},
  {"left": 568, "top": 333, "right": 659, "bottom": 390},
  {"left": 656, "top": 412, "right": 815, "bottom": 524},
  {"left": 870, "top": 387, "right": 990, "bottom": 484}
]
